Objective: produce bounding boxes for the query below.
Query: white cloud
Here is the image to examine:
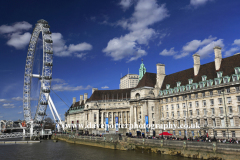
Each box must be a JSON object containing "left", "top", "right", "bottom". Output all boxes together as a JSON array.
[
  {"left": 0, "top": 21, "right": 32, "bottom": 50},
  {"left": 119, "top": 0, "right": 134, "bottom": 10},
  {"left": 196, "top": 39, "right": 224, "bottom": 58},
  {"left": 52, "top": 33, "right": 92, "bottom": 58},
  {"left": 162, "top": 36, "right": 224, "bottom": 59},
  {"left": 75, "top": 53, "right": 87, "bottom": 59},
  {"left": 224, "top": 47, "right": 239, "bottom": 57},
  {"left": 0, "top": 21, "right": 32, "bottom": 34},
  {"left": 12, "top": 97, "right": 23, "bottom": 101},
  {"left": 101, "top": 86, "right": 109, "bottom": 89},
  {"left": 51, "top": 78, "right": 65, "bottom": 83},
  {"left": 68, "top": 43, "right": 92, "bottom": 52},
  {"left": 3, "top": 103, "right": 15, "bottom": 108},
  {"left": 159, "top": 47, "right": 177, "bottom": 56},
  {"left": 6, "top": 32, "right": 31, "bottom": 49},
  {"left": 52, "top": 83, "right": 92, "bottom": 91},
  {"left": 233, "top": 39, "right": 240, "bottom": 46},
  {"left": 0, "top": 99, "right": 7, "bottom": 103},
  {"left": 103, "top": 0, "right": 169, "bottom": 62},
  {"left": 18, "top": 111, "right": 23, "bottom": 114},
  {"left": 189, "top": 0, "right": 213, "bottom": 8}
]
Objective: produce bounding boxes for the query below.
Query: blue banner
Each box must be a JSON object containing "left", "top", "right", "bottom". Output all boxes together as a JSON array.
[
  {"left": 145, "top": 115, "right": 149, "bottom": 133},
  {"left": 106, "top": 117, "right": 109, "bottom": 132},
  {"left": 115, "top": 117, "right": 118, "bottom": 132}
]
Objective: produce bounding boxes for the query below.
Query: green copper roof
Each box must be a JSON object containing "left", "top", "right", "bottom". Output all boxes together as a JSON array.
[{"left": 139, "top": 59, "right": 146, "bottom": 81}]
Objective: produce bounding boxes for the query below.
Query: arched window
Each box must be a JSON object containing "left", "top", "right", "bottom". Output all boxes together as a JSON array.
[{"left": 135, "top": 93, "right": 140, "bottom": 100}]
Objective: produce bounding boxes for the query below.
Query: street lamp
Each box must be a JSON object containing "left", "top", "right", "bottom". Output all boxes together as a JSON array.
[
  {"left": 221, "top": 89, "right": 229, "bottom": 140},
  {"left": 183, "top": 95, "right": 188, "bottom": 140},
  {"left": 212, "top": 127, "right": 216, "bottom": 142}
]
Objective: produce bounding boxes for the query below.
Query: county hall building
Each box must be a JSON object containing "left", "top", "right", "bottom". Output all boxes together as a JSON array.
[{"left": 65, "top": 46, "right": 240, "bottom": 139}]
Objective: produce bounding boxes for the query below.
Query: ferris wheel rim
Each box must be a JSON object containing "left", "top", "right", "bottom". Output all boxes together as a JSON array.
[{"left": 23, "top": 19, "right": 53, "bottom": 124}]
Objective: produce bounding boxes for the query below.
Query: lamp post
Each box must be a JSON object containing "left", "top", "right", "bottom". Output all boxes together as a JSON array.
[
  {"left": 212, "top": 127, "right": 216, "bottom": 142},
  {"left": 184, "top": 95, "right": 188, "bottom": 140},
  {"left": 221, "top": 89, "right": 229, "bottom": 140}
]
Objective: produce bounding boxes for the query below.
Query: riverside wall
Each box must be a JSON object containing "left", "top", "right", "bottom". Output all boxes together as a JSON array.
[{"left": 53, "top": 134, "right": 240, "bottom": 160}]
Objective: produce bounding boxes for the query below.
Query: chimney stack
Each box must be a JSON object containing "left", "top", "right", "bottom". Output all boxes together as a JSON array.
[
  {"left": 84, "top": 93, "right": 88, "bottom": 103},
  {"left": 79, "top": 95, "right": 83, "bottom": 105},
  {"left": 155, "top": 63, "right": 165, "bottom": 88},
  {"left": 214, "top": 46, "right": 222, "bottom": 71},
  {"left": 73, "top": 97, "right": 76, "bottom": 105},
  {"left": 92, "top": 88, "right": 98, "bottom": 94},
  {"left": 193, "top": 53, "right": 200, "bottom": 76}
]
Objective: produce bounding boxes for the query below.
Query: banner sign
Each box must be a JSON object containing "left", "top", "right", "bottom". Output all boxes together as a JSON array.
[
  {"left": 145, "top": 115, "right": 149, "bottom": 133},
  {"left": 106, "top": 117, "right": 109, "bottom": 132},
  {"left": 115, "top": 117, "right": 119, "bottom": 132}
]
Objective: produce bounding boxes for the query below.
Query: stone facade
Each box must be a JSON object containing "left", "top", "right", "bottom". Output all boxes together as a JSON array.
[{"left": 65, "top": 46, "right": 240, "bottom": 139}]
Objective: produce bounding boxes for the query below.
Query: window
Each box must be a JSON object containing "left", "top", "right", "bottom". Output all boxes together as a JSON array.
[
  {"left": 237, "top": 96, "right": 240, "bottom": 102},
  {"left": 217, "top": 72, "right": 223, "bottom": 78},
  {"left": 218, "top": 90, "right": 222, "bottom": 94},
  {"left": 221, "top": 118, "right": 225, "bottom": 127},
  {"left": 166, "top": 98, "right": 168, "bottom": 103},
  {"left": 189, "top": 79, "right": 193, "bottom": 84},
  {"left": 195, "top": 93, "right": 198, "bottom": 98},
  {"left": 202, "top": 92, "right": 205, "bottom": 97},
  {"left": 222, "top": 131, "right": 226, "bottom": 137},
  {"left": 203, "top": 109, "right": 207, "bottom": 116},
  {"left": 204, "top": 119, "right": 208, "bottom": 125},
  {"left": 211, "top": 108, "right": 215, "bottom": 115},
  {"left": 166, "top": 105, "right": 168, "bottom": 110},
  {"left": 167, "top": 112, "right": 169, "bottom": 117},
  {"left": 203, "top": 100, "right": 206, "bottom": 106},
  {"left": 190, "top": 110, "right": 192, "bottom": 116},
  {"left": 184, "top": 110, "right": 186, "bottom": 116},
  {"left": 212, "top": 119, "right": 216, "bottom": 127},
  {"left": 218, "top": 98, "right": 223, "bottom": 104},
  {"left": 172, "top": 111, "right": 174, "bottom": 117},
  {"left": 177, "top": 111, "right": 180, "bottom": 117},
  {"left": 210, "top": 99, "right": 214, "bottom": 105},
  {"left": 238, "top": 105, "right": 240, "bottom": 114},
  {"left": 182, "top": 96, "right": 185, "bottom": 100},
  {"left": 189, "top": 102, "right": 192, "bottom": 108},
  {"left": 94, "top": 113, "right": 96, "bottom": 122},
  {"left": 171, "top": 104, "right": 174, "bottom": 110},
  {"left": 197, "top": 119, "right": 200, "bottom": 126},
  {"left": 179, "top": 131, "right": 181, "bottom": 136},
  {"left": 209, "top": 90, "right": 213, "bottom": 96},
  {"left": 171, "top": 97, "right": 173, "bottom": 102},
  {"left": 229, "top": 106, "right": 233, "bottom": 114},
  {"left": 230, "top": 118, "right": 234, "bottom": 126},
  {"left": 219, "top": 107, "right": 224, "bottom": 115},
  {"left": 162, "top": 113, "right": 164, "bottom": 118},
  {"left": 226, "top": 88, "right": 230, "bottom": 93},
  {"left": 182, "top": 103, "right": 186, "bottom": 108},
  {"left": 152, "top": 106, "right": 154, "bottom": 111},
  {"left": 177, "top": 104, "right": 180, "bottom": 109},
  {"left": 152, "top": 113, "right": 154, "bottom": 119},
  {"left": 195, "top": 101, "right": 199, "bottom": 107},
  {"left": 232, "top": 131, "right": 236, "bottom": 137},
  {"left": 176, "top": 97, "right": 179, "bottom": 101},
  {"left": 173, "top": 130, "right": 175, "bottom": 135},
  {"left": 236, "top": 86, "right": 240, "bottom": 91},
  {"left": 188, "top": 94, "right": 191, "bottom": 99},
  {"left": 196, "top": 109, "right": 199, "bottom": 115},
  {"left": 161, "top": 106, "right": 163, "bottom": 111}
]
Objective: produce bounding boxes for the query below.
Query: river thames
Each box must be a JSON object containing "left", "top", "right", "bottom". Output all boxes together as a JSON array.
[{"left": 0, "top": 139, "right": 191, "bottom": 160}]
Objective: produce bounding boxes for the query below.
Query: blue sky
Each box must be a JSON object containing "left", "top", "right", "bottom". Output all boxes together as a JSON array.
[{"left": 1, "top": 0, "right": 240, "bottom": 121}]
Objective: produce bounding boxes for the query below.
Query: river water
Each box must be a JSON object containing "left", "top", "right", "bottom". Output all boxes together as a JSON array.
[{"left": 0, "top": 138, "right": 191, "bottom": 160}]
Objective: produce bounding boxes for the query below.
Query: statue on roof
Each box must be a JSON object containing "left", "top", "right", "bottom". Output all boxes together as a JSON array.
[{"left": 139, "top": 59, "right": 146, "bottom": 81}]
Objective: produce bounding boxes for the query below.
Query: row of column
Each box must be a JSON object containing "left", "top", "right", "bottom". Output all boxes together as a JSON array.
[{"left": 101, "top": 111, "right": 129, "bottom": 126}]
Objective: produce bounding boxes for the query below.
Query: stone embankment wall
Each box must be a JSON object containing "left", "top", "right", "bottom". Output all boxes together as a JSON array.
[{"left": 53, "top": 134, "right": 240, "bottom": 160}]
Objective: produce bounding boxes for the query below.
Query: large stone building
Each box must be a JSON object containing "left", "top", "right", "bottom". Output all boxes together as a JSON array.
[{"left": 65, "top": 46, "right": 240, "bottom": 139}]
